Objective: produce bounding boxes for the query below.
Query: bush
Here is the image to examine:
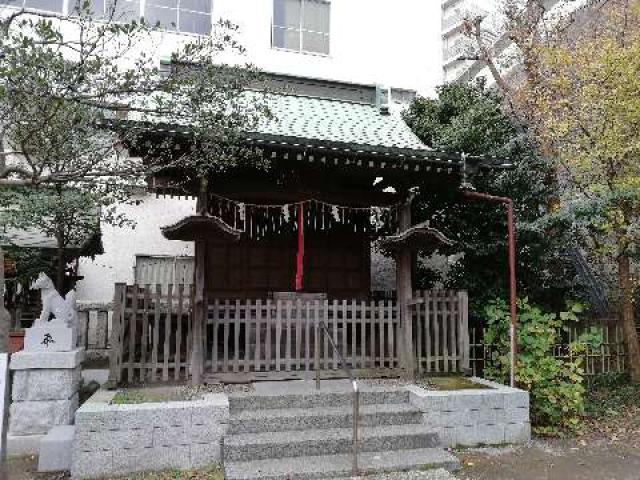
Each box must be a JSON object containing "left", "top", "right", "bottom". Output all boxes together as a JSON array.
[{"left": 483, "top": 298, "right": 600, "bottom": 435}]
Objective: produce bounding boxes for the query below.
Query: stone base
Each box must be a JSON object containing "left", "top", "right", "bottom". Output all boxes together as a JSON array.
[
  {"left": 9, "top": 393, "right": 78, "bottom": 436},
  {"left": 7, "top": 434, "right": 45, "bottom": 455},
  {"left": 12, "top": 368, "right": 81, "bottom": 402},
  {"left": 10, "top": 348, "right": 84, "bottom": 370},
  {"left": 9, "top": 348, "right": 83, "bottom": 440},
  {"left": 39, "top": 425, "right": 75, "bottom": 472},
  {"left": 72, "top": 391, "right": 229, "bottom": 479},
  {"left": 408, "top": 377, "right": 531, "bottom": 448},
  {"left": 25, "top": 325, "right": 77, "bottom": 352}
]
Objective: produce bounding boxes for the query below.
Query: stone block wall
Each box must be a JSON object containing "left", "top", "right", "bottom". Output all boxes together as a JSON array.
[
  {"left": 408, "top": 378, "right": 531, "bottom": 447},
  {"left": 8, "top": 349, "right": 83, "bottom": 454},
  {"left": 72, "top": 390, "right": 229, "bottom": 479}
]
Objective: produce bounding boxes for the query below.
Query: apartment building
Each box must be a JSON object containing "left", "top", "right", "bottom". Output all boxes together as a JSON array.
[{"left": 441, "top": 0, "right": 498, "bottom": 83}]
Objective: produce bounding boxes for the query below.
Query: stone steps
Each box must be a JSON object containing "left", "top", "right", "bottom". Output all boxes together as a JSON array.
[
  {"left": 222, "top": 385, "right": 460, "bottom": 479},
  {"left": 228, "top": 388, "right": 409, "bottom": 412},
  {"left": 223, "top": 424, "right": 440, "bottom": 462},
  {"left": 224, "top": 448, "right": 460, "bottom": 480},
  {"left": 228, "top": 403, "right": 422, "bottom": 434}
]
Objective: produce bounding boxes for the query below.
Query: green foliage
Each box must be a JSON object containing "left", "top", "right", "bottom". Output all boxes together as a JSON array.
[
  {"left": 0, "top": 187, "right": 104, "bottom": 249},
  {"left": 484, "top": 297, "right": 601, "bottom": 435},
  {"left": 0, "top": 186, "right": 108, "bottom": 288},
  {"left": 3, "top": 246, "right": 55, "bottom": 288},
  {"left": 0, "top": 5, "right": 269, "bottom": 287},
  {"left": 403, "top": 83, "right": 579, "bottom": 313}
]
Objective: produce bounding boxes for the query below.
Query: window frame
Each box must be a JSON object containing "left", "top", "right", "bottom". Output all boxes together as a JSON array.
[
  {"left": 143, "top": 0, "right": 212, "bottom": 36},
  {"left": 3, "top": 0, "right": 212, "bottom": 37},
  {"left": 271, "top": 0, "right": 331, "bottom": 57},
  {"left": 7, "top": 0, "right": 65, "bottom": 14}
]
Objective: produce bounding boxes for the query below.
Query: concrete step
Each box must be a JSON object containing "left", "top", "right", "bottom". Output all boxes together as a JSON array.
[
  {"left": 228, "top": 403, "right": 423, "bottom": 434},
  {"left": 224, "top": 448, "right": 460, "bottom": 480},
  {"left": 223, "top": 424, "right": 440, "bottom": 462},
  {"left": 228, "top": 388, "right": 409, "bottom": 413}
]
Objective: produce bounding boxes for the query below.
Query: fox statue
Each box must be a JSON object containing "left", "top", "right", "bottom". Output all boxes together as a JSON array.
[{"left": 31, "top": 273, "right": 77, "bottom": 329}]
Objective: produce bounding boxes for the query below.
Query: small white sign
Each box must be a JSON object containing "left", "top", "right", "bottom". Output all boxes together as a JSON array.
[{"left": 0, "top": 353, "right": 9, "bottom": 462}]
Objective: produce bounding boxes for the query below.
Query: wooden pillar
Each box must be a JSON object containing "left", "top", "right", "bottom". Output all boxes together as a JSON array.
[
  {"left": 396, "top": 196, "right": 415, "bottom": 379},
  {"left": 0, "top": 246, "right": 8, "bottom": 354},
  {"left": 191, "top": 240, "right": 205, "bottom": 385},
  {"left": 191, "top": 177, "right": 208, "bottom": 385},
  {"left": 0, "top": 246, "right": 9, "bottom": 472}
]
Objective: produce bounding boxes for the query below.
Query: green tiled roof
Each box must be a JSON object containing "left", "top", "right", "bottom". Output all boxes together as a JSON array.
[{"left": 253, "top": 93, "right": 429, "bottom": 151}]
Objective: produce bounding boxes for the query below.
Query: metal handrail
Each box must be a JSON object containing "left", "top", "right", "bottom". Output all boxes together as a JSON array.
[{"left": 314, "top": 319, "right": 360, "bottom": 476}]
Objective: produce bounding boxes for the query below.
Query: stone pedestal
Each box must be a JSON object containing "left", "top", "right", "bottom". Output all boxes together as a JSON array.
[
  {"left": 25, "top": 325, "right": 77, "bottom": 352},
  {"left": 8, "top": 349, "right": 84, "bottom": 454}
]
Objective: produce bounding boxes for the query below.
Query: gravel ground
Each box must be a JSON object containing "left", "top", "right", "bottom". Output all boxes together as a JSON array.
[
  {"left": 457, "top": 437, "right": 640, "bottom": 480},
  {"left": 345, "top": 469, "right": 457, "bottom": 479},
  {"left": 6, "top": 456, "right": 455, "bottom": 480},
  {"left": 6, "top": 455, "right": 68, "bottom": 480}
]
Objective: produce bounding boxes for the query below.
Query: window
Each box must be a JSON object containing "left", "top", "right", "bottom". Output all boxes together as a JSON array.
[
  {"left": 72, "top": 0, "right": 140, "bottom": 22},
  {"left": 144, "top": 0, "right": 211, "bottom": 35},
  {"left": 272, "top": 0, "right": 330, "bottom": 55},
  {"left": 6, "top": 0, "right": 64, "bottom": 13},
  {"left": 135, "top": 255, "right": 194, "bottom": 293}
]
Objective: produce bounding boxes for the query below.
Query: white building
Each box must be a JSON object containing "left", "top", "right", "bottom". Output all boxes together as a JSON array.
[
  {"left": 441, "top": 0, "right": 498, "bottom": 83},
  {"left": 449, "top": 0, "right": 593, "bottom": 86},
  {"left": 38, "top": 0, "right": 445, "bottom": 305}
]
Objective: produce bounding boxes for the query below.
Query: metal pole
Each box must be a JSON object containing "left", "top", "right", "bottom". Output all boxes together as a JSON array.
[
  {"left": 352, "top": 380, "right": 359, "bottom": 476},
  {"left": 461, "top": 190, "right": 518, "bottom": 387},
  {"left": 315, "top": 320, "right": 320, "bottom": 390},
  {"left": 507, "top": 201, "right": 517, "bottom": 387}
]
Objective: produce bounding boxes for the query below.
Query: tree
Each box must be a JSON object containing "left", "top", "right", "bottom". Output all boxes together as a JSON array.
[
  {"left": 457, "top": 0, "right": 640, "bottom": 380},
  {"left": 523, "top": 2, "right": 640, "bottom": 381},
  {"left": 0, "top": 3, "right": 268, "bottom": 351},
  {"left": 404, "top": 83, "right": 578, "bottom": 314},
  {"left": 460, "top": 0, "right": 579, "bottom": 133},
  {"left": 0, "top": 187, "right": 105, "bottom": 290}
]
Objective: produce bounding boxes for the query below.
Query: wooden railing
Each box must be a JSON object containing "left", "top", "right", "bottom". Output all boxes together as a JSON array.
[
  {"left": 109, "top": 283, "right": 195, "bottom": 384},
  {"left": 411, "top": 290, "right": 469, "bottom": 374},
  {"left": 107, "top": 284, "right": 469, "bottom": 384},
  {"left": 205, "top": 298, "right": 401, "bottom": 379}
]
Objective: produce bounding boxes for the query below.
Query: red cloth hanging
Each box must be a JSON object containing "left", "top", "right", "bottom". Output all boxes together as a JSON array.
[{"left": 295, "top": 202, "right": 305, "bottom": 291}]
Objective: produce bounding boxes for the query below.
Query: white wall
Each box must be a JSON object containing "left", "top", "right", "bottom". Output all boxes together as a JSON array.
[
  {"left": 77, "top": 195, "right": 195, "bottom": 304},
  {"left": 144, "top": 0, "right": 443, "bottom": 96},
  {"left": 218, "top": 0, "right": 441, "bottom": 95}
]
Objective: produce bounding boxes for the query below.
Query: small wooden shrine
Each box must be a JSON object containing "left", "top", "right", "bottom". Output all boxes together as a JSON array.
[{"left": 110, "top": 75, "right": 506, "bottom": 384}]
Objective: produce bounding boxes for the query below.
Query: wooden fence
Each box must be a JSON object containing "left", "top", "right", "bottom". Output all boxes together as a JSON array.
[
  {"left": 468, "top": 324, "right": 627, "bottom": 377},
  {"left": 109, "top": 284, "right": 195, "bottom": 384},
  {"left": 205, "top": 298, "right": 402, "bottom": 381},
  {"left": 412, "top": 290, "right": 469, "bottom": 374},
  {"left": 108, "top": 284, "right": 470, "bottom": 384}
]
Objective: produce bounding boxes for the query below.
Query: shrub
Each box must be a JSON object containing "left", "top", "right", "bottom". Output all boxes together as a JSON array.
[{"left": 483, "top": 298, "right": 600, "bottom": 435}]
